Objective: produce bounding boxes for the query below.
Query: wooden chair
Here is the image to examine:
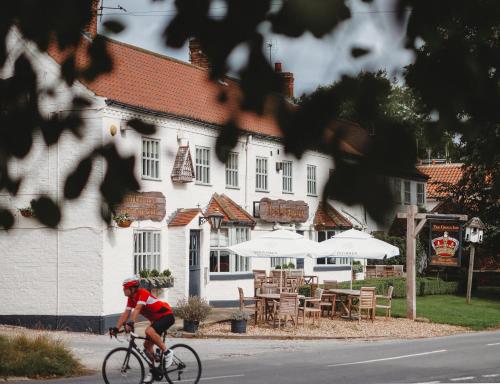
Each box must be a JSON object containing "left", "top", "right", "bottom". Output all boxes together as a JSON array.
[
  {"left": 299, "top": 288, "right": 323, "bottom": 326},
  {"left": 238, "top": 287, "right": 264, "bottom": 325},
  {"left": 351, "top": 287, "right": 376, "bottom": 322},
  {"left": 271, "top": 293, "right": 299, "bottom": 328},
  {"left": 322, "top": 280, "right": 341, "bottom": 318},
  {"left": 259, "top": 283, "right": 280, "bottom": 294},
  {"left": 376, "top": 286, "right": 394, "bottom": 319}
]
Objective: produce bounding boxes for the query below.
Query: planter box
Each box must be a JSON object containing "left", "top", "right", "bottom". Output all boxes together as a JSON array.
[
  {"left": 183, "top": 320, "right": 199, "bottom": 333},
  {"left": 140, "top": 277, "right": 174, "bottom": 290},
  {"left": 230, "top": 319, "right": 247, "bottom": 334}
]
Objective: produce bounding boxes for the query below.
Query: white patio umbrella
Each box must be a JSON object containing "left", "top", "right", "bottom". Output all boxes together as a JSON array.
[
  {"left": 228, "top": 229, "right": 321, "bottom": 291},
  {"left": 317, "top": 229, "right": 399, "bottom": 289}
]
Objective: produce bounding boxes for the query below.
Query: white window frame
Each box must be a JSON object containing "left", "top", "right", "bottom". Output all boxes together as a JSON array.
[
  {"left": 393, "top": 178, "right": 402, "bottom": 204},
  {"left": 195, "top": 146, "right": 210, "bottom": 185},
  {"left": 417, "top": 183, "right": 425, "bottom": 206},
  {"left": 307, "top": 164, "right": 317, "bottom": 196},
  {"left": 256, "top": 157, "right": 268, "bottom": 192},
  {"left": 316, "top": 257, "right": 350, "bottom": 266},
  {"left": 282, "top": 160, "right": 293, "bottom": 193},
  {"left": 210, "top": 227, "right": 251, "bottom": 273},
  {"left": 141, "top": 138, "right": 160, "bottom": 180},
  {"left": 133, "top": 230, "right": 161, "bottom": 274},
  {"left": 404, "top": 180, "right": 411, "bottom": 204},
  {"left": 225, "top": 152, "right": 239, "bottom": 188}
]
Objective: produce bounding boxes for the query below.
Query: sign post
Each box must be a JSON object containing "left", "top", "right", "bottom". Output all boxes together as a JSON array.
[{"left": 466, "top": 245, "right": 475, "bottom": 304}]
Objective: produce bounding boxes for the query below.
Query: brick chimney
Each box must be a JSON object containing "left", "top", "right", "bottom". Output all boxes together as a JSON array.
[
  {"left": 274, "top": 62, "right": 294, "bottom": 99},
  {"left": 84, "top": 0, "right": 100, "bottom": 38},
  {"left": 189, "top": 39, "right": 211, "bottom": 70}
]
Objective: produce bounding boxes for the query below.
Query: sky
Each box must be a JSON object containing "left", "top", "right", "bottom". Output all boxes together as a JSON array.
[{"left": 99, "top": 0, "right": 414, "bottom": 96}]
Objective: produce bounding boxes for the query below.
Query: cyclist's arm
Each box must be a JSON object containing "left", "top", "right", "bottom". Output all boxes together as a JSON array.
[
  {"left": 116, "top": 308, "right": 131, "bottom": 330},
  {"left": 129, "top": 303, "right": 144, "bottom": 323}
]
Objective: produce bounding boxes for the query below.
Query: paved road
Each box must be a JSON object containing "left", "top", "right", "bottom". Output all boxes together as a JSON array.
[{"left": 8, "top": 330, "right": 500, "bottom": 383}]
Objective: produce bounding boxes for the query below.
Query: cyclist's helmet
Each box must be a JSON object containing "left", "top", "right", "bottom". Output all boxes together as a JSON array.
[{"left": 122, "top": 276, "right": 140, "bottom": 289}]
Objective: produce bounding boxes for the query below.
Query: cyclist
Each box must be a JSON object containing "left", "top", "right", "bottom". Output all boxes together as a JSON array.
[{"left": 110, "top": 276, "right": 175, "bottom": 381}]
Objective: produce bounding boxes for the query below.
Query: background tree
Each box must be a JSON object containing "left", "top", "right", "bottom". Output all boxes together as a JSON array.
[{"left": 0, "top": 0, "right": 498, "bottom": 230}]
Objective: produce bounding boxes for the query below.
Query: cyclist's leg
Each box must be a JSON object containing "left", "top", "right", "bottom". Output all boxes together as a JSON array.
[
  {"left": 143, "top": 338, "right": 155, "bottom": 360},
  {"left": 146, "top": 314, "right": 175, "bottom": 352}
]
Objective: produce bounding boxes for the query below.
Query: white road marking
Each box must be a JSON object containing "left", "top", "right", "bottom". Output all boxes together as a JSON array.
[
  {"left": 201, "top": 374, "right": 245, "bottom": 381},
  {"left": 327, "top": 349, "right": 447, "bottom": 367},
  {"left": 486, "top": 342, "right": 500, "bottom": 346},
  {"left": 450, "top": 377, "right": 475, "bottom": 381},
  {"left": 415, "top": 381, "right": 440, "bottom": 384},
  {"left": 482, "top": 374, "right": 500, "bottom": 378}
]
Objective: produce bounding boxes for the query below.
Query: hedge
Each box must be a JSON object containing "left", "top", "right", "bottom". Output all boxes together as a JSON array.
[{"left": 335, "top": 277, "right": 459, "bottom": 298}]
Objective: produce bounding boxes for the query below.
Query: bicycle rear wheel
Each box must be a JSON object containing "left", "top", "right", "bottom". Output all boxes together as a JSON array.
[
  {"left": 164, "top": 344, "right": 202, "bottom": 383},
  {"left": 102, "top": 347, "right": 145, "bottom": 384}
]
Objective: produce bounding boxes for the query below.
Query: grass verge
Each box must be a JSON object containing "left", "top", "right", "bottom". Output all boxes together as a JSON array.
[
  {"left": 385, "top": 291, "right": 500, "bottom": 330},
  {"left": 0, "top": 333, "right": 84, "bottom": 378}
]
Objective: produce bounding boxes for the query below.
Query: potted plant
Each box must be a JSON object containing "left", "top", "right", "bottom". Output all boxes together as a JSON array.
[
  {"left": 230, "top": 311, "right": 249, "bottom": 334},
  {"left": 175, "top": 296, "right": 211, "bottom": 333},
  {"left": 352, "top": 261, "right": 364, "bottom": 281},
  {"left": 139, "top": 269, "right": 174, "bottom": 290},
  {"left": 113, "top": 213, "right": 132, "bottom": 228}
]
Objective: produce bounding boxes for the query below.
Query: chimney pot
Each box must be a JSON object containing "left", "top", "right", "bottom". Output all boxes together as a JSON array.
[
  {"left": 274, "top": 62, "right": 282, "bottom": 73},
  {"left": 189, "top": 38, "right": 211, "bottom": 70}
]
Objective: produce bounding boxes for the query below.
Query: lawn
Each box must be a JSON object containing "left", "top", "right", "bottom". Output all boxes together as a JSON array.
[{"left": 387, "top": 288, "right": 500, "bottom": 330}]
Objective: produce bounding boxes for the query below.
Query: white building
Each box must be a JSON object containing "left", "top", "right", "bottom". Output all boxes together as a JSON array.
[{"left": 0, "top": 26, "right": 427, "bottom": 332}]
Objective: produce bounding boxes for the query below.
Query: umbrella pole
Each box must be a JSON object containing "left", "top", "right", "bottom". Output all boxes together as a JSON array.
[{"left": 350, "top": 258, "right": 353, "bottom": 290}]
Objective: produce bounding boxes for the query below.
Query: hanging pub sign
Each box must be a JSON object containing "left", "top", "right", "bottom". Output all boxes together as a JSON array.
[
  {"left": 114, "top": 191, "right": 166, "bottom": 222},
  {"left": 429, "top": 221, "right": 462, "bottom": 267}
]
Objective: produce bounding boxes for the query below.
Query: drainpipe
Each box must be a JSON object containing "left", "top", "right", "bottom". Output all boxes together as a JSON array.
[{"left": 244, "top": 135, "right": 252, "bottom": 212}]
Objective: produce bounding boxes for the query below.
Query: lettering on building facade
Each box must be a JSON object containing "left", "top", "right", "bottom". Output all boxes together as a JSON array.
[
  {"left": 115, "top": 192, "right": 166, "bottom": 222},
  {"left": 258, "top": 198, "right": 309, "bottom": 223}
]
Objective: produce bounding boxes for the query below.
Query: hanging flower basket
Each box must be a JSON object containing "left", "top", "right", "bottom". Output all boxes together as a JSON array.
[
  {"left": 19, "top": 207, "right": 35, "bottom": 218},
  {"left": 113, "top": 213, "right": 132, "bottom": 228}
]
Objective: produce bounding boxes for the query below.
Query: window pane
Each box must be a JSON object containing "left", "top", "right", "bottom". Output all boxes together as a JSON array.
[{"left": 219, "top": 252, "right": 230, "bottom": 272}]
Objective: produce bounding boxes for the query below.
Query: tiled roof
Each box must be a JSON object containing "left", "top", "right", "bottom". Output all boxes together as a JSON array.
[
  {"left": 171, "top": 146, "right": 195, "bottom": 183},
  {"left": 48, "top": 36, "right": 281, "bottom": 138},
  {"left": 205, "top": 193, "right": 255, "bottom": 227},
  {"left": 168, "top": 208, "right": 201, "bottom": 227},
  {"left": 313, "top": 202, "right": 352, "bottom": 230},
  {"left": 417, "top": 163, "right": 464, "bottom": 198}
]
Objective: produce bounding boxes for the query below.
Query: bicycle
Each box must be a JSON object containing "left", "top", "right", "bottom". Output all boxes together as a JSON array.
[{"left": 102, "top": 328, "right": 202, "bottom": 383}]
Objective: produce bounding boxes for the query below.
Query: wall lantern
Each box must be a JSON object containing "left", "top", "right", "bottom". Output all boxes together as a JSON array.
[
  {"left": 464, "top": 217, "right": 485, "bottom": 244},
  {"left": 199, "top": 210, "right": 224, "bottom": 230}
]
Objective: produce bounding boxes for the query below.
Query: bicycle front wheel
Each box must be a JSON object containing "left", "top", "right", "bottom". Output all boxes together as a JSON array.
[
  {"left": 102, "top": 347, "right": 145, "bottom": 384},
  {"left": 164, "top": 344, "right": 202, "bottom": 383}
]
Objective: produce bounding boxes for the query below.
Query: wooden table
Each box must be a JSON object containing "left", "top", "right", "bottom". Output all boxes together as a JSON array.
[
  {"left": 256, "top": 293, "right": 305, "bottom": 323},
  {"left": 328, "top": 289, "right": 361, "bottom": 320}
]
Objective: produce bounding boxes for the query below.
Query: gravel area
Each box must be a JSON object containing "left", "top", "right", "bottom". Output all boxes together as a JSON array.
[{"left": 199, "top": 317, "right": 469, "bottom": 339}]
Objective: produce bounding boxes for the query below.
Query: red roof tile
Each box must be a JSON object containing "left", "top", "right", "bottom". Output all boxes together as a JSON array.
[
  {"left": 313, "top": 202, "right": 352, "bottom": 230},
  {"left": 49, "top": 37, "right": 281, "bottom": 138},
  {"left": 205, "top": 193, "right": 255, "bottom": 226},
  {"left": 417, "top": 163, "right": 464, "bottom": 198},
  {"left": 168, "top": 208, "right": 201, "bottom": 227}
]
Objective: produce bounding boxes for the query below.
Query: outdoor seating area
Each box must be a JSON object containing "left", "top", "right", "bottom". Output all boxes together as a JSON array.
[{"left": 238, "top": 269, "right": 395, "bottom": 329}]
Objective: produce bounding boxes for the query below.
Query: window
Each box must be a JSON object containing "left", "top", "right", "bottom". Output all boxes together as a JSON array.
[
  {"left": 225, "top": 152, "right": 239, "bottom": 188},
  {"left": 271, "top": 257, "right": 295, "bottom": 268},
  {"left": 133, "top": 231, "right": 160, "bottom": 274},
  {"left": 307, "top": 165, "right": 317, "bottom": 196},
  {"left": 282, "top": 160, "right": 293, "bottom": 193},
  {"left": 417, "top": 183, "right": 425, "bottom": 205},
  {"left": 210, "top": 227, "right": 251, "bottom": 273},
  {"left": 317, "top": 230, "right": 336, "bottom": 243},
  {"left": 141, "top": 138, "right": 160, "bottom": 179},
  {"left": 393, "top": 178, "right": 402, "bottom": 203},
  {"left": 316, "top": 257, "right": 350, "bottom": 265},
  {"left": 404, "top": 181, "right": 411, "bottom": 204},
  {"left": 256, "top": 157, "right": 268, "bottom": 191},
  {"left": 195, "top": 146, "right": 210, "bottom": 184}
]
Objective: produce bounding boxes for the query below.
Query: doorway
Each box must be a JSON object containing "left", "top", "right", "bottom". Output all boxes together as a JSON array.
[{"left": 189, "top": 230, "right": 201, "bottom": 297}]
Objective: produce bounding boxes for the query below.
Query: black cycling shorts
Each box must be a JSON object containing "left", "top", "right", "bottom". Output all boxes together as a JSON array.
[{"left": 150, "top": 313, "right": 175, "bottom": 336}]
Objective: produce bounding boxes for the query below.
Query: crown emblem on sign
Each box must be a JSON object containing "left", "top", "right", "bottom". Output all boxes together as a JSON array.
[{"left": 432, "top": 231, "right": 459, "bottom": 257}]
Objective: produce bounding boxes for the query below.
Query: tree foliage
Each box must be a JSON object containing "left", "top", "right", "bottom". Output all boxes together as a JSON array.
[{"left": 0, "top": 0, "right": 498, "bottom": 230}]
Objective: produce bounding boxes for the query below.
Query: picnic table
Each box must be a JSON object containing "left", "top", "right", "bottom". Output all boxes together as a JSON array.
[{"left": 328, "top": 288, "right": 362, "bottom": 320}]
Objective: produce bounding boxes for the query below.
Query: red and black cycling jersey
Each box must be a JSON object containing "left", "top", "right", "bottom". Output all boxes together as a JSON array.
[{"left": 126, "top": 288, "right": 173, "bottom": 322}]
